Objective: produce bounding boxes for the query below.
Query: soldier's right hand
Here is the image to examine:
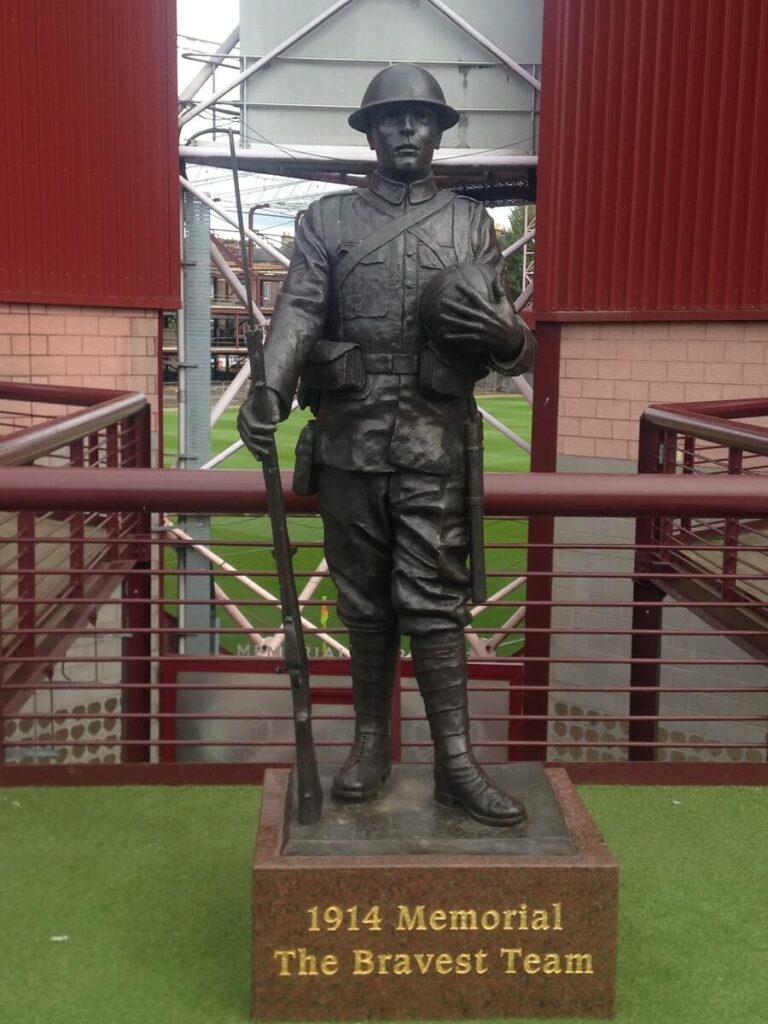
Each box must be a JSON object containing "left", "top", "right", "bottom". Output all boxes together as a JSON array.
[{"left": 237, "top": 389, "right": 282, "bottom": 461}]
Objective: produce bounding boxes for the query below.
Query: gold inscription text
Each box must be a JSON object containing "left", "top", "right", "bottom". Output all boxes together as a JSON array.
[
  {"left": 273, "top": 948, "right": 340, "bottom": 977},
  {"left": 352, "top": 949, "right": 489, "bottom": 976},
  {"left": 395, "top": 903, "right": 563, "bottom": 933},
  {"left": 500, "top": 948, "right": 594, "bottom": 975},
  {"left": 307, "top": 905, "right": 382, "bottom": 932}
]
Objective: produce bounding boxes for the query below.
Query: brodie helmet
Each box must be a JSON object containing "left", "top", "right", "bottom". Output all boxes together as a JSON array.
[
  {"left": 420, "top": 262, "right": 502, "bottom": 358},
  {"left": 348, "top": 63, "right": 459, "bottom": 133}
]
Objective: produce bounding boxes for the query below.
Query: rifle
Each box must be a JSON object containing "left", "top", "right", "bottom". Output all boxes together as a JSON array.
[{"left": 228, "top": 132, "right": 323, "bottom": 825}]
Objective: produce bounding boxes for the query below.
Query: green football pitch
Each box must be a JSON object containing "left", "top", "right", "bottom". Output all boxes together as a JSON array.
[
  {"left": 162, "top": 395, "right": 532, "bottom": 655},
  {"left": 162, "top": 394, "right": 531, "bottom": 474}
]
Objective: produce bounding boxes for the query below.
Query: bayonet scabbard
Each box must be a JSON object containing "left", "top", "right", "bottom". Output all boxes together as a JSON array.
[{"left": 465, "top": 411, "right": 487, "bottom": 605}]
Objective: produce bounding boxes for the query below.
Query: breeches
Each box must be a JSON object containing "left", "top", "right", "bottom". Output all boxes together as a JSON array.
[{"left": 316, "top": 467, "right": 471, "bottom": 636}]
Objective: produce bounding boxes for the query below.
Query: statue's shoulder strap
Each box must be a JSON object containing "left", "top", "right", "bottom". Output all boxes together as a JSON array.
[{"left": 336, "top": 189, "right": 455, "bottom": 287}]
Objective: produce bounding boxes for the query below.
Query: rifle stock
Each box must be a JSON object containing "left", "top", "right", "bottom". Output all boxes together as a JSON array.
[{"left": 246, "top": 329, "right": 323, "bottom": 824}]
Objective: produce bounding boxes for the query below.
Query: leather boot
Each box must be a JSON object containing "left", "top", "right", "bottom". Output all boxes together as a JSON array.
[
  {"left": 411, "top": 632, "right": 526, "bottom": 827},
  {"left": 332, "top": 627, "right": 399, "bottom": 801}
]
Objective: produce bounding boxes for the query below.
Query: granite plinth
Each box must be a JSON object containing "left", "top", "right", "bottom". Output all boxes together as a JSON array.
[{"left": 253, "top": 764, "right": 617, "bottom": 1021}]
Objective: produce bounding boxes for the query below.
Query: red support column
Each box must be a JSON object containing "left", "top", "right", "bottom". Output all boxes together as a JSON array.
[{"left": 522, "top": 322, "right": 561, "bottom": 760}]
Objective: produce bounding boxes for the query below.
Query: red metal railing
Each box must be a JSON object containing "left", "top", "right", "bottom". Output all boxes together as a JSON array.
[
  {"left": 638, "top": 399, "right": 768, "bottom": 596},
  {"left": 0, "top": 381, "right": 151, "bottom": 469},
  {"left": 0, "top": 383, "right": 152, "bottom": 763},
  {"left": 629, "top": 401, "right": 768, "bottom": 760},
  {"left": 0, "top": 466, "right": 765, "bottom": 784}
]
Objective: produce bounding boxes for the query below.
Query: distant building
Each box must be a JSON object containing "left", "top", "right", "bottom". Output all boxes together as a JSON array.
[{"left": 163, "top": 234, "right": 291, "bottom": 383}]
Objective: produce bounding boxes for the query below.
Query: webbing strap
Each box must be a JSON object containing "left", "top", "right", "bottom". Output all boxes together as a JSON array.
[
  {"left": 336, "top": 190, "right": 455, "bottom": 287},
  {"left": 363, "top": 352, "right": 419, "bottom": 374}
]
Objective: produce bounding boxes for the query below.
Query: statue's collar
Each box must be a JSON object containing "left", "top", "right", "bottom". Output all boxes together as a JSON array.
[{"left": 368, "top": 171, "right": 438, "bottom": 206}]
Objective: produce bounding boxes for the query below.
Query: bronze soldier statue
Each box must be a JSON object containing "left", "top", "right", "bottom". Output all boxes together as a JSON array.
[{"left": 238, "top": 64, "right": 535, "bottom": 826}]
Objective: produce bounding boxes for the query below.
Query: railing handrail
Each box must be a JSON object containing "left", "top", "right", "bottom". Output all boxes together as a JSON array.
[
  {"left": 0, "top": 381, "right": 139, "bottom": 406},
  {"left": 0, "top": 390, "right": 149, "bottom": 466},
  {"left": 642, "top": 400, "right": 768, "bottom": 458},
  {"left": 2, "top": 466, "right": 768, "bottom": 518}
]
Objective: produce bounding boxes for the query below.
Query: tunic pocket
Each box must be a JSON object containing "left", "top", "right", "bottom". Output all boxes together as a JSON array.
[
  {"left": 417, "top": 243, "right": 446, "bottom": 269},
  {"left": 417, "top": 242, "right": 451, "bottom": 291},
  {"left": 343, "top": 248, "right": 388, "bottom": 319}
]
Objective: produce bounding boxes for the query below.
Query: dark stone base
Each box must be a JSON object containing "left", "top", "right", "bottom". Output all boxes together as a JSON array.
[
  {"left": 253, "top": 764, "right": 617, "bottom": 1021},
  {"left": 285, "top": 764, "right": 575, "bottom": 857}
]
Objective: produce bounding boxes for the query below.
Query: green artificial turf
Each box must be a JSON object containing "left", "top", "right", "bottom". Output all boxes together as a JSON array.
[{"left": 1, "top": 785, "right": 766, "bottom": 1024}]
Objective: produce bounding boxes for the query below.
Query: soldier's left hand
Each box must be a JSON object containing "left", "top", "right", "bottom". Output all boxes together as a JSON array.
[{"left": 439, "top": 279, "right": 523, "bottom": 361}]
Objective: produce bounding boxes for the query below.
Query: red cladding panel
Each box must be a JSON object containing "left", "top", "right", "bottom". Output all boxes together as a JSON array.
[
  {"left": 0, "top": 0, "right": 180, "bottom": 309},
  {"left": 536, "top": 0, "right": 768, "bottom": 319}
]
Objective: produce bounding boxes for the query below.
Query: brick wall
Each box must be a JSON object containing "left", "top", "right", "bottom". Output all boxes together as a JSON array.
[
  {"left": 558, "top": 322, "right": 768, "bottom": 461},
  {"left": 0, "top": 302, "right": 159, "bottom": 428}
]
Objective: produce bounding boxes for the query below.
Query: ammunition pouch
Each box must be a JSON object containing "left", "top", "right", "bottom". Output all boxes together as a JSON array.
[
  {"left": 298, "top": 340, "right": 367, "bottom": 412},
  {"left": 417, "top": 343, "right": 487, "bottom": 400},
  {"left": 292, "top": 419, "right": 319, "bottom": 497}
]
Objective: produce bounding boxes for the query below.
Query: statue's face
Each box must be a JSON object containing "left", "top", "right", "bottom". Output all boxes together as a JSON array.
[{"left": 368, "top": 103, "right": 442, "bottom": 182}]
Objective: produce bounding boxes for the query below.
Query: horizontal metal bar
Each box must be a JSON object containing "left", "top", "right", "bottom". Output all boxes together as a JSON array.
[
  {"left": 1, "top": 607, "right": 767, "bottom": 633},
  {"left": 0, "top": 395, "right": 148, "bottom": 466},
  {"left": 5, "top": 737, "right": 762, "bottom": 750},
  {"left": 5, "top": 682, "right": 763, "bottom": 695},
  {"left": 240, "top": 100, "right": 535, "bottom": 114},
  {"left": 11, "top": 565, "right": 768, "bottom": 583},
  {"left": 5, "top": 467, "right": 768, "bottom": 516},
  {"left": 182, "top": 144, "right": 539, "bottom": 172},
  {"left": 0, "top": 762, "right": 761, "bottom": 788},
  {"left": 4, "top": 595, "right": 768, "bottom": 612},
  {"left": 644, "top": 404, "right": 768, "bottom": 456},
  {"left": 9, "top": 712, "right": 354, "bottom": 723},
  {"left": 3, "top": 653, "right": 768, "bottom": 666},
  {"left": 4, "top": 738, "right": 348, "bottom": 749},
  {"left": 406, "top": 714, "right": 768, "bottom": 723},
  {"left": 650, "top": 398, "right": 768, "bottom": 421},
  {"left": 10, "top": 712, "right": 765, "bottom": 724},
  {"left": 0, "top": 381, "right": 137, "bottom": 406}
]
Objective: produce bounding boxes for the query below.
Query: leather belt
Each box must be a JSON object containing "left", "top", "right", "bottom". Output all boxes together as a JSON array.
[{"left": 363, "top": 352, "right": 419, "bottom": 374}]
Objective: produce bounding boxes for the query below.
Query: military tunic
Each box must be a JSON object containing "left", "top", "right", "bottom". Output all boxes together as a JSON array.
[{"left": 263, "top": 171, "right": 533, "bottom": 634}]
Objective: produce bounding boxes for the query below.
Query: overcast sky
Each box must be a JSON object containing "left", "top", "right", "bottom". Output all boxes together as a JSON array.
[{"left": 177, "top": 0, "right": 240, "bottom": 93}]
